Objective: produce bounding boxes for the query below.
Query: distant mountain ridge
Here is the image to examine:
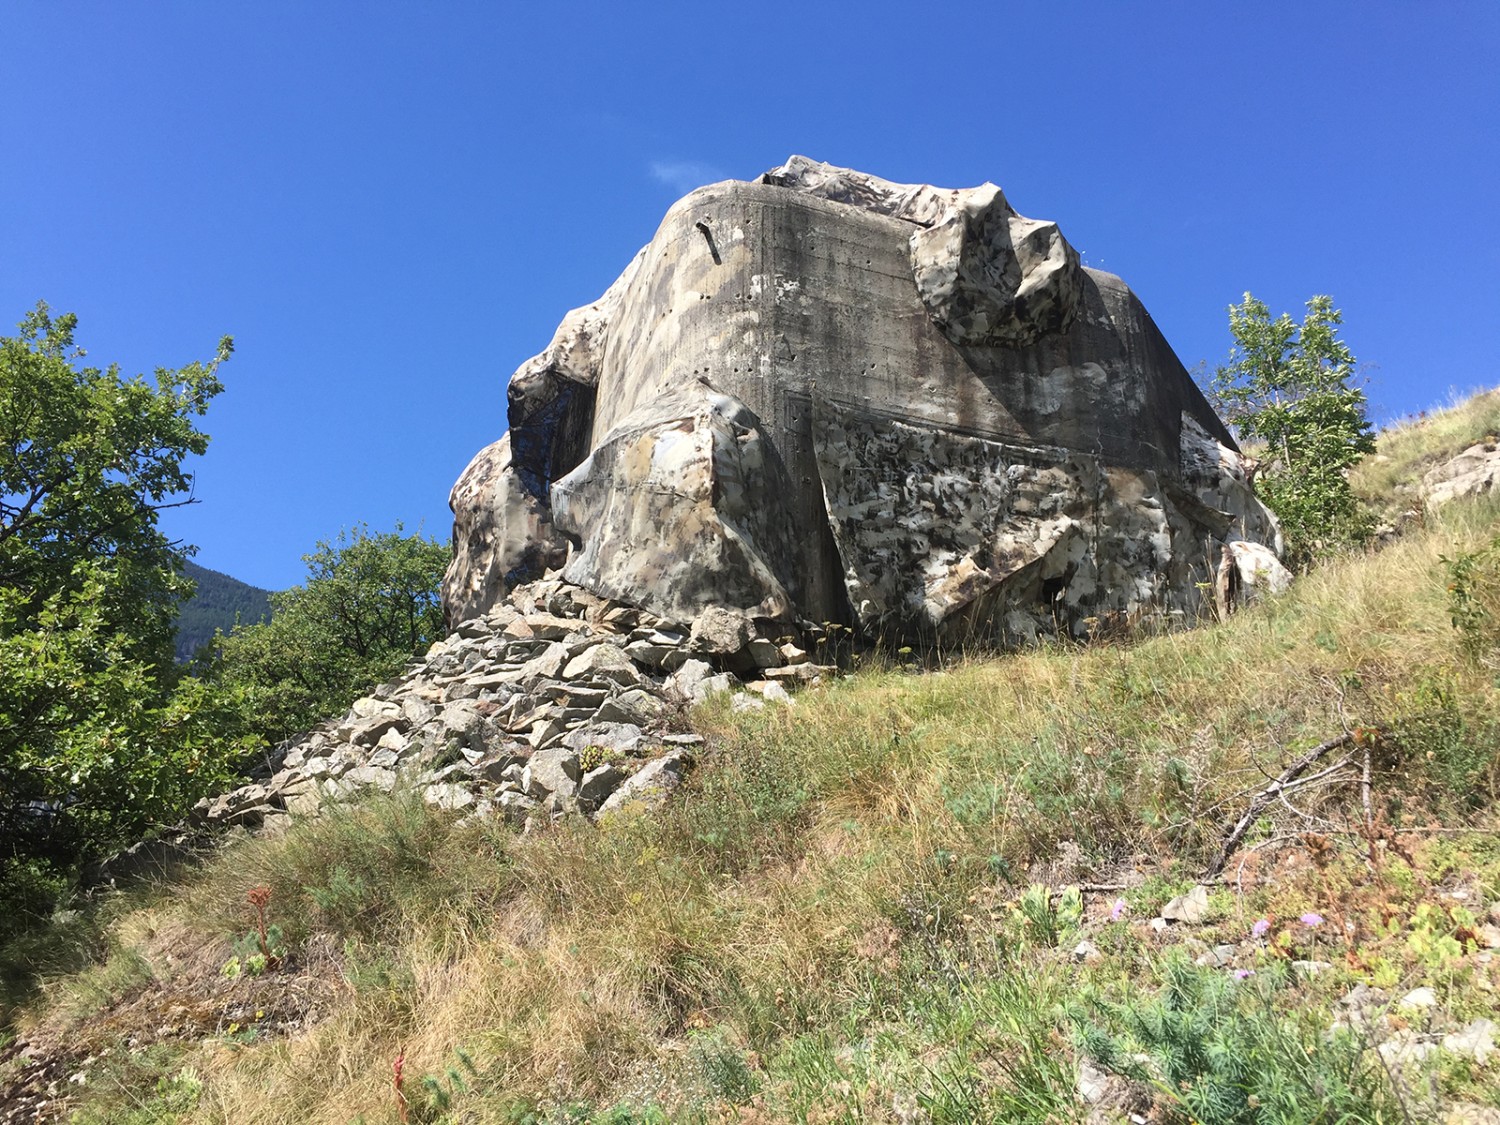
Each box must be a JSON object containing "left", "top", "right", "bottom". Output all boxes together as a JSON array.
[{"left": 175, "top": 560, "right": 274, "bottom": 661}]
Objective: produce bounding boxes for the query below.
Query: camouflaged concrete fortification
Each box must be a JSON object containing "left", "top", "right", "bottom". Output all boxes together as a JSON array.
[{"left": 444, "top": 157, "right": 1287, "bottom": 641}]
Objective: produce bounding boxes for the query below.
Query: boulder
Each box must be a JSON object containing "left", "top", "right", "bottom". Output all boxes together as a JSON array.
[{"left": 441, "top": 157, "right": 1283, "bottom": 641}]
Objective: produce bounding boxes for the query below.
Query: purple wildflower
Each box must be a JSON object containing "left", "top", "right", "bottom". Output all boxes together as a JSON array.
[
  {"left": 1109, "top": 899, "right": 1127, "bottom": 922},
  {"left": 1251, "top": 918, "right": 1271, "bottom": 939},
  {"left": 1300, "top": 913, "right": 1325, "bottom": 928},
  {"left": 1233, "top": 969, "right": 1255, "bottom": 979}
]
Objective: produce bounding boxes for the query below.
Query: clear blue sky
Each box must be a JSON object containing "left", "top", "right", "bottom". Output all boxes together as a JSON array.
[{"left": 3, "top": 2, "right": 1497, "bottom": 590}]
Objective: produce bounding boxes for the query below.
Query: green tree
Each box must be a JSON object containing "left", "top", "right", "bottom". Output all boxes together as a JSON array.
[
  {"left": 209, "top": 526, "right": 449, "bottom": 743},
  {"left": 1, "top": 304, "right": 249, "bottom": 920},
  {"left": 1212, "top": 293, "right": 1376, "bottom": 567}
]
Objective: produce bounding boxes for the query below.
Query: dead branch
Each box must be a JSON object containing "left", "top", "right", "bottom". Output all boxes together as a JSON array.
[{"left": 1204, "top": 731, "right": 1358, "bottom": 879}]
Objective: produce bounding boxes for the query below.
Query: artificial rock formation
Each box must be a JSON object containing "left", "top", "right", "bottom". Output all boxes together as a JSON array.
[{"left": 445, "top": 157, "right": 1286, "bottom": 642}]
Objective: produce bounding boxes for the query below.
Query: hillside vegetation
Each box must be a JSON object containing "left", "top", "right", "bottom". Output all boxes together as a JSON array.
[{"left": 4, "top": 393, "right": 1500, "bottom": 1124}]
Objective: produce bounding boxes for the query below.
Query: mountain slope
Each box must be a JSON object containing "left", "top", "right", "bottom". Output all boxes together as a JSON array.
[
  {"left": 173, "top": 561, "right": 273, "bottom": 661},
  {"left": 6, "top": 390, "right": 1500, "bottom": 1124}
]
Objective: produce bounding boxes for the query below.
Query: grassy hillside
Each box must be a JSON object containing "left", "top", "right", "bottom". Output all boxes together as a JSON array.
[
  {"left": 5, "top": 395, "right": 1500, "bottom": 1123},
  {"left": 1352, "top": 387, "right": 1500, "bottom": 523},
  {"left": 174, "top": 561, "right": 274, "bottom": 662}
]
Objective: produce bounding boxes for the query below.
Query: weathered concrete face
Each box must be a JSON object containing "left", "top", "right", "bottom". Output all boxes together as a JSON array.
[{"left": 444, "top": 157, "right": 1286, "bottom": 639}]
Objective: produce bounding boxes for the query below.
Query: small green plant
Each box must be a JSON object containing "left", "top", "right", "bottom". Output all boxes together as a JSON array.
[
  {"left": 410, "top": 1045, "right": 478, "bottom": 1122},
  {"left": 1012, "top": 883, "right": 1083, "bottom": 947},
  {"left": 689, "top": 1029, "right": 760, "bottom": 1104},
  {"left": 1407, "top": 902, "right": 1475, "bottom": 968},
  {"left": 223, "top": 885, "right": 287, "bottom": 977},
  {"left": 1444, "top": 536, "right": 1500, "bottom": 661},
  {"left": 579, "top": 744, "right": 609, "bottom": 773},
  {"left": 1075, "top": 958, "right": 1396, "bottom": 1123}
]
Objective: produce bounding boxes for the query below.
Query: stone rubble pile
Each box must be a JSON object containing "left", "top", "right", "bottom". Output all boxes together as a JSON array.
[{"left": 194, "top": 577, "right": 836, "bottom": 836}]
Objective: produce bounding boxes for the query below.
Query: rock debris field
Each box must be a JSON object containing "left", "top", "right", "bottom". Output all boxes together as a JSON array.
[{"left": 189, "top": 577, "right": 836, "bottom": 842}]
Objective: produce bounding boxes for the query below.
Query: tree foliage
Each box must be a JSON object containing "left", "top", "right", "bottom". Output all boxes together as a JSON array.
[
  {"left": 1, "top": 304, "right": 249, "bottom": 915},
  {"left": 1212, "top": 293, "right": 1376, "bottom": 567},
  {"left": 208, "top": 526, "right": 449, "bottom": 743}
]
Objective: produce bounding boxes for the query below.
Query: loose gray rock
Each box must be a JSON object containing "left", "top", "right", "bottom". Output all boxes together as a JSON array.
[
  {"left": 596, "top": 751, "right": 691, "bottom": 817},
  {"left": 343, "top": 766, "right": 397, "bottom": 792},
  {"left": 1161, "top": 885, "right": 1210, "bottom": 924},
  {"left": 516, "top": 641, "right": 570, "bottom": 687},
  {"left": 688, "top": 606, "right": 752, "bottom": 656},
  {"left": 523, "top": 747, "right": 581, "bottom": 800},
  {"left": 578, "top": 764, "right": 628, "bottom": 809},
  {"left": 1423, "top": 440, "right": 1500, "bottom": 508},
  {"left": 423, "top": 783, "right": 476, "bottom": 811},
  {"left": 595, "top": 688, "right": 667, "bottom": 726},
  {"left": 562, "top": 642, "right": 643, "bottom": 685},
  {"left": 1443, "top": 1019, "right": 1496, "bottom": 1064},
  {"left": 560, "top": 723, "right": 646, "bottom": 755}
]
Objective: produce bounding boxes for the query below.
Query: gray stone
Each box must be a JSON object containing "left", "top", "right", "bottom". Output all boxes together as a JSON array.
[
  {"left": 496, "top": 789, "right": 540, "bottom": 825},
  {"left": 1072, "top": 940, "right": 1103, "bottom": 965},
  {"left": 542, "top": 682, "right": 610, "bottom": 707},
  {"left": 525, "top": 717, "right": 570, "bottom": 749},
  {"left": 1400, "top": 986, "right": 1439, "bottom": 1010},
  {"left": 343, "top": 766, "right": 397, "bottom": 792},
  {"left": 367, "top": 746, "right": 402, "bottom": 769},
  {"left": 623, "top": 639, "right": 678, "bottom": 669},
  {"left": 374, "top": 727, "right": 408, "bottom": 753},
  {"left": 762, "top": 664, "right": 834, "bottom": 685},
  {"left": 562, "top": 642, "right": 644, "bottom": 685},
  {"left": 350, "top": 696, "right": 399, "bottom": 720},
  {"left": 759, "top": 681, "right": 794, "bottom": 706},
  {"left": 731, "top": 693, "right": 765, "bottom": 713},
  {"left": 746, "top": 637, "right": 784, "bottom": 668},
  {"left": 1424, "top": 440, "right": 1500, "bottom": 508},
  {"left": 521, "top": 613, "right": 582, "bottom": 640},
  {"left": 1443, "top": 1019, "right": 1496, "bottom": 1064},
  {"left": 523, "top": 747, "right": 581, "bottom": 800},
  {"left": 516, "top": 641, "right": 570, "bottom": 687},
  {"left": 1161, "top": 885, "right": 1209, "bottom": 925},
  {"left": 578, "top": 763, "right": 628, "bottom": 809},
  {"left": 560, "top": 722, "right": 646, "bottom": 755},
  {"left": 471, "top": 751, "right": 523, "bottom": 783},
  {"left": 596, "top": 751, "right": 692, "bottom": 817},
  {"left": 688, "top": 606, "right": 753, "bottom": 656},
  {"left": 424, "top": 783, "right": 476, "bottom": 812},
  {"left": 1194, "top": 944, "right": 1237, "bottom": 968},
  {"left": 595, "top": 688, "right": 667, "bottom": 727},
  {"left": 664, "top": 658, "right": 733, "bottom": 705},
  {"left": 346, "top": 713, "right": 405, "bottom": 747}
]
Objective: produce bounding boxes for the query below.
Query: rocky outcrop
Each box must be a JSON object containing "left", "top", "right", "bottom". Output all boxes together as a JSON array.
[
  {"left": 199, "top": 576, "right": 831, "bottom": 835},
  {"left": 444, "top": 157, "right": 1285, "bottom": 641},
  {"left": 1423, "top": 440, "right": 1500, "bottom": 509}
]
